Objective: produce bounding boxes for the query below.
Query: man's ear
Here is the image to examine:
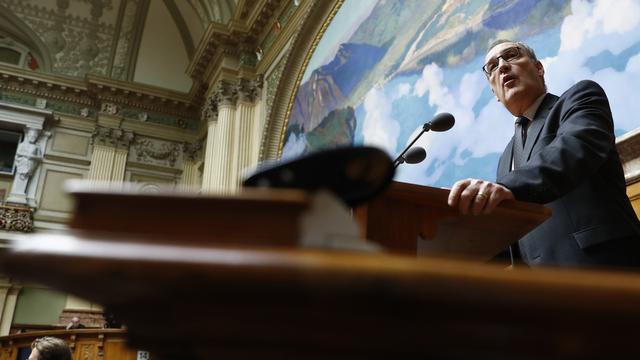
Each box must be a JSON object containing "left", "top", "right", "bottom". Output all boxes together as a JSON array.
[{"left": 536, "top": 61, "right": 545, "bottom": 77}]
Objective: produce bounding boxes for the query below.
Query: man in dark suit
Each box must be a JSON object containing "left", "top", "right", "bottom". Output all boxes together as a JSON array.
[{"left": 447, "top": 39, "right": 640, "bottom": 268}]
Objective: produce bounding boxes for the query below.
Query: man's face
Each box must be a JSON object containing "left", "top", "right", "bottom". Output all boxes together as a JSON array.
[
  {"left": 484, "top": 42, "right": 546, "bottom": 116},
  {"left": 28, "top": 348, "right": 40, "bottom": 360}
]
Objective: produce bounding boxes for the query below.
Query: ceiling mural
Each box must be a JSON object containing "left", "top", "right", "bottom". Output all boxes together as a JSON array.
[{"left": 282, "top": 0, "right": 640, "bottom": 188}]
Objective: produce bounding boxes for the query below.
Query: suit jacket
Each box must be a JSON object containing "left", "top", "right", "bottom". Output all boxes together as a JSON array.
[{"left": 496, "top": 80, "right": 640, "bottom": 267}]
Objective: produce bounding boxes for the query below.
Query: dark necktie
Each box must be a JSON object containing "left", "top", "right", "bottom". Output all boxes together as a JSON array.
[{"left": 512, "top": 116, "right": 530, "bottom": 169}]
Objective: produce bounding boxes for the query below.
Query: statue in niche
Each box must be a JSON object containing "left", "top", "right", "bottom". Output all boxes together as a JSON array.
[{"left": 12, "top": 128, "right": 43, "bottom": 196}]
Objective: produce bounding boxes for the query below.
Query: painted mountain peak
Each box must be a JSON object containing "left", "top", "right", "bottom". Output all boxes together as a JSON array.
[{"left": 288, "top": 42, "right": 386, "bottom": 135}]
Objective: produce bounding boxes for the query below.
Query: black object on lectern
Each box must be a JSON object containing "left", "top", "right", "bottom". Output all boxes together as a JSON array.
[{"left": 243, "top": 146, "right": 395, "bottom": 207}]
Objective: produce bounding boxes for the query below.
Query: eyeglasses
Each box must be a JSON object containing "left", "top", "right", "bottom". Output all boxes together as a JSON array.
[{"left": 482, "top": 47, "right": 523, "bottom": 76}]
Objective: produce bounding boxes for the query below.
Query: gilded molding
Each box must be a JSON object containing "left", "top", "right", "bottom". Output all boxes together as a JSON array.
[
  {"left": 276, "top": 0, "right": 344, "bottom": 159},
  {"left": 265, "top": 54, "right": 287, "bottom": 121},
  {"left": 260, "top": 0, "right": 342, "bottom": 160}
]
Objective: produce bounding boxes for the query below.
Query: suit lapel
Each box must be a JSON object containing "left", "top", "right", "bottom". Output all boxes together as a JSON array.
[
  {"left": 523, "top": 93, "right": 559, "bottom": 162},
  {"left": 497, "top": 138, "right": 513, "bottom": 178}
]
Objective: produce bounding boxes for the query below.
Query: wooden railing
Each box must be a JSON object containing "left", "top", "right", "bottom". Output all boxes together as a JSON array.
[{"left": 0, "top": 329, "right": 137, "bottom": 360}]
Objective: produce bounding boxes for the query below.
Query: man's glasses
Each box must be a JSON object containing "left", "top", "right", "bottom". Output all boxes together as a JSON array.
[{"left": 482, "top": 47, "right": 523, "bottom": 76}]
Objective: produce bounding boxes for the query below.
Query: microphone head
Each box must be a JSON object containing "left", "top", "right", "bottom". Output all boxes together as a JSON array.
[
  {"left": 403, "top": 146, "right": 426, "bottom": 164},
  {"left": 425, "top": 112, "right": 455, "bottom": 132}
]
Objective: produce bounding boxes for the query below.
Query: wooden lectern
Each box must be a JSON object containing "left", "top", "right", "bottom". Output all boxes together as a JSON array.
[
  {"left": 355, "top": 181, "right": 550, "bottom": 259},
  {"left": 5, "top": 184, "right": 640, "bottom": 359}
]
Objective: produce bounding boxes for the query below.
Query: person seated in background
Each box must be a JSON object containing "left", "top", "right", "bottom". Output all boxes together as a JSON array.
[
  {"left": 28, "top": 337, "right": 72, "bottom": 360},
  {"left": 65, "top": 316, "right": 85, "bottom": 330}
]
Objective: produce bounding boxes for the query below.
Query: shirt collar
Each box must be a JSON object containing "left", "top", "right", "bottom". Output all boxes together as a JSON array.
[{"left": 515, "top": 92, "right": 547, "bottom": 123}]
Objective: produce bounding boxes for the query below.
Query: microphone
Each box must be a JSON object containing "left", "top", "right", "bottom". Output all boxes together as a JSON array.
[
  {"left": 423, "top": 112, "right": 455, "bottom": 132},
  {"left": 395, "top": 147, "right": 426, "bottom": 168},
  {"left": 393, "top": 113, "right": 455, "bottom": 168}
]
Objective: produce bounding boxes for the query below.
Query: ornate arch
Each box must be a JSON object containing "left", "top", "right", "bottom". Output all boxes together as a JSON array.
[
  {"left": 260, "top": 0, "right": 342, "bottom": 161},
  {"left": 0, "top": 5, "right": 54, "bottom": 72}
]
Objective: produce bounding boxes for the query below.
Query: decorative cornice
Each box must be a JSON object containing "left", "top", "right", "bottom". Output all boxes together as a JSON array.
[
  {"left": 186, "top": 0, "right": 284, "bottom": 82},
  {"left": 0, "top": 64, "right": 92, "bottom": 106},
  {"left": 87, "top": 75, "right": 197, "bottom": 119},
  {"left": 0, "top": 65, "right": 200, "bottom": 129}
]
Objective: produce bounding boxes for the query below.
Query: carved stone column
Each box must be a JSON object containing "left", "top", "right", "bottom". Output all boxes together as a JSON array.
[
  {"left": 234, "top": 76, "right": 263, "bottom": 187},
  {"left": 181, "top": 141, "right": 203, "bottom": 189},
  {"left": 202, "top": 80, "right": 237, "bottom": 193},
  {"left": 0, "top": 277, "right": 21, "bottom": 336},
  {"left": 88, "top": 126, "right": 134, "bottom": 183},
  {"left": 201, "top": 96, "right": 218, "bottom": 191}
]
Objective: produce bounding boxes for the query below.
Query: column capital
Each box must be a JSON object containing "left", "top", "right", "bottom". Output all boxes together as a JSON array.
[
  {"left": 183, "top": 140, "right": 204, "bottom": 162},
  {"left": 213, "top": 80, "right": 238, "bottom": 107},
  {"left": 201, "top": 94, "right": 218, "bottom": 123},
  {"left": 91, "top": 126, "right": 135, "bottom": 149},
  {"left": 236, "top": 75, "right": 263, "bottom": 103}
]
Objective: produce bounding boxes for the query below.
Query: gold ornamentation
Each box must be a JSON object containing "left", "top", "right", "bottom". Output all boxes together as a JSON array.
[
  {"left": 277, "top": 0, "right": 345, "bottom": 159},
  {"left": 0, "top": 205, "right": 34, "bottom": 233}
]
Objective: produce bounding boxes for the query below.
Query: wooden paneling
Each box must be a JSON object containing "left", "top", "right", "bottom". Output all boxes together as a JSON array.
[
  {"left": 626, "top": 180, "right": 640, "bottom": 217},
  {"left": 0, "top": 329, "right": 136, "bottom": 360}
]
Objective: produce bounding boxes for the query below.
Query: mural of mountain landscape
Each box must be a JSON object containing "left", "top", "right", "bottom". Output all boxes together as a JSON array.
[{"left": 282, "top": 0, "right": 640, "bottom": 188}]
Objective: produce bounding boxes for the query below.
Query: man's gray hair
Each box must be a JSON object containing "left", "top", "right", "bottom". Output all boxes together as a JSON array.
[
  {"left": 31, "top": 337, "right": 72, "bottom": 360},
  {"left": 488, "top": 39, "right": 539, "bottom": 62},
  {"left": 486, "top": 39, "right": 546, "bottom": 90}
]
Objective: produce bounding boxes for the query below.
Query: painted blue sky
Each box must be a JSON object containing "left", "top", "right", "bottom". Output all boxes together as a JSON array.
[{"left": 287, "top": 0, "right": 640, "bottom": 187}]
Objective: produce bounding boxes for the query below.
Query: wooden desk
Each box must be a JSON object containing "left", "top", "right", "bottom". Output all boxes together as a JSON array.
[{"left": 2, "top": 234, "right": 640, "bottom": 359}]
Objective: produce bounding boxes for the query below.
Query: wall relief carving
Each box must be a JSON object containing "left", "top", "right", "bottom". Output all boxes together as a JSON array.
[{"left": 132, "top": 137, "right": 182, "bottom": 168}]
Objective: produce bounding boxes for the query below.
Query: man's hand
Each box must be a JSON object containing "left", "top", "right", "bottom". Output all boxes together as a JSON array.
[{"left": 448, "top": 178, "right": 515, "bottom": 215}]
